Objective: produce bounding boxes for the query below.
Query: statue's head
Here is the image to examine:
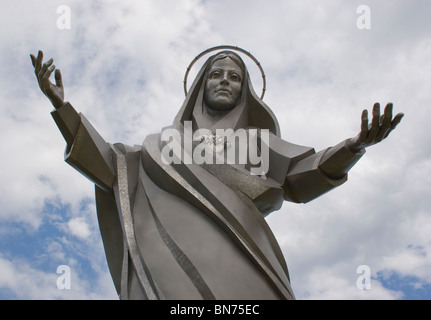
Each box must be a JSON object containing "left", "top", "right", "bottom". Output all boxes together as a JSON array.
[
  {"left": 204, "top": 51, "right": 245, "bottom": 112},
  {"left": 175, "top": 48, "right": 281, "bottom": 137}
]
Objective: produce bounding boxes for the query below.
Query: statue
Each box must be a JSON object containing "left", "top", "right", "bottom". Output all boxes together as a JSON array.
[{"left": 30, "top": 47, "right": 403, "bottom": 300}]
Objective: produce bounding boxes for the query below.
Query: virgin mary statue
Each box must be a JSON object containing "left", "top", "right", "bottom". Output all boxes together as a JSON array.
[{"left": 30, "top": 48, "right": 403, "bottom": 300}]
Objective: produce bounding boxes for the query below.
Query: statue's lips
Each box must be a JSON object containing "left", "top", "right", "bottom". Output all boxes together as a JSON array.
[{"left": 215, "top": 88, "right": 231, "bottom": 95}]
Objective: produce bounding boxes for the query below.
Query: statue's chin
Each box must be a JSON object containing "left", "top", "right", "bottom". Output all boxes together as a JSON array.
[
  {"left": 204, "top": 97, "right": 237, "bottom": 113},
  {"left": 206, "top": 103, "right": 236, "bottom": 112}
]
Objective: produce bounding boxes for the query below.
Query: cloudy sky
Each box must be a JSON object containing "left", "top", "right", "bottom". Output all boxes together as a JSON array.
[{"left": 0, "top": 0, "right": 430, "bottom": 300}]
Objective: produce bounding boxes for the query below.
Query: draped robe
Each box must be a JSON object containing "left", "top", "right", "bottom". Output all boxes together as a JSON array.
[{"left": 51, "top": 52, "right": 364, "bottom": 300}]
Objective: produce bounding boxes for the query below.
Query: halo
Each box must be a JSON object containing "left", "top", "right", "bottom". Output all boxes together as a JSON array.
[{"left": 183, "top": 45, "right": 266, "bottom": 100}]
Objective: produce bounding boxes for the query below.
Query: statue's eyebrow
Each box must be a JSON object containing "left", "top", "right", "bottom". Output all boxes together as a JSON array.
[
  {"left": 209, "top": 67, "right": 242, "bottom": 76},
  {"left": 209, "top": 68, "right": 222, "bottom": 73}
]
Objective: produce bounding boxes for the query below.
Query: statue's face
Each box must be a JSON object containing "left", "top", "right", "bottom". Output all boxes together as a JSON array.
[{"left": 204, "top": 57, "right": 243, "bottom": 111}]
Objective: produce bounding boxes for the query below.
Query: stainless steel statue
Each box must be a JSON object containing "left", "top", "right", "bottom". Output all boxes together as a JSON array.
[{"left": 30, "top": 47, "right": 403, "bottom": 300}]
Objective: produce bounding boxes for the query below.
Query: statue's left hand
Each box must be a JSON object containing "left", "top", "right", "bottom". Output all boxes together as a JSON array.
[
  {"left": 30, "top": 50, "right": 65, "bottom": 109},
  {"left": 347, "top": 102, "right": 404, "bottom": 152}
]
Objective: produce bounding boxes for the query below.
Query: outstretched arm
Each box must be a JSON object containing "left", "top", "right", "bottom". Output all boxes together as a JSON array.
[
  {"left": 284, "top": 102, "right": 404, "bottom": 203},
  {"left": 320, "top": 102, "right": 404, "bottom": 179},
  {"left": 30, "top": 50, "right": 114, "bottom": 191}
]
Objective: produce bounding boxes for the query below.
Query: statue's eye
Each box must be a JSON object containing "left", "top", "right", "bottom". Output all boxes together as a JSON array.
[
  {"left": 230, "top": 74, "right": 241, "bottom": 82},
  {"left": 210, "top": 71, "right": 221, "bottom": 79}
]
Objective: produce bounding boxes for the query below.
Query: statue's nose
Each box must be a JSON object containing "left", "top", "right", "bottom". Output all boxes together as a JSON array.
[{"left": 220, "top": 76, "right": 229, "bottom": 86}]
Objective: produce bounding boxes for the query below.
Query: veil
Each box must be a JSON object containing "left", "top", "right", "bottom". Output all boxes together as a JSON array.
[{"left": 174, "top": 51, "right": 281, "bottom": 137}]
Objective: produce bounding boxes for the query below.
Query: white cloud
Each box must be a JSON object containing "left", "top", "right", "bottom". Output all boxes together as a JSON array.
[
  {"left": 0, "top": 254, "right": 116, "bottom": 299},
  {"left": 380, "top": 242, "right": 431, "bottom": 284},
  {"left": 67, "top": 217, "right": 91, "bottom": 239},
  {"left": 297, "top": 264, "right": 404, "bottom": 300}
]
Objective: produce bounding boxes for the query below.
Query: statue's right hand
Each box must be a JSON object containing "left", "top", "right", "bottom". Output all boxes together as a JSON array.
[{"left": 30, "top": 50, "right": 64, "bottom": 109}]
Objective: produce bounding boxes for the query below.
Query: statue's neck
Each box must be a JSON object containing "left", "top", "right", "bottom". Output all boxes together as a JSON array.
[
  {"left": 202, "top": 104, "right": 232, "bottom": 123},
  {"left": 191, "top": 100, "right": 244, "bottom": 134}
]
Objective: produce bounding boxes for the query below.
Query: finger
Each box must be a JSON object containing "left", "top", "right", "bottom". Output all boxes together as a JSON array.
[
  {"left": 391, "top": 112, "right": 404, "bottom": 130},
  {"left": 42, "top": 65, "right": 56, "bottom": 80},
  {"left": 358, "top": 109, "right": 368, "bottom": 142},
  {"left": 30, "top": 54, "right": 36, "bottom": 68},
  {"left": 383, "top": 112, "right": 404, "bottom": 139},
  {"left": 376, "top": 102, "right": 393, "bottom": 141},
  {"left": 40, "top": 65, "right": 56, "bottom": 90},
  {"left": 54, "top": 69, "right": 63, "bottom": 88},
  {"left": 35, "top": 50, "right": 43, "bottom": 75},
  {"left": 366, "top": 103, "right": 380, "bottom": 143},
  {"left": 38, "top": 58, "right": 54, "bottom": 78}
]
